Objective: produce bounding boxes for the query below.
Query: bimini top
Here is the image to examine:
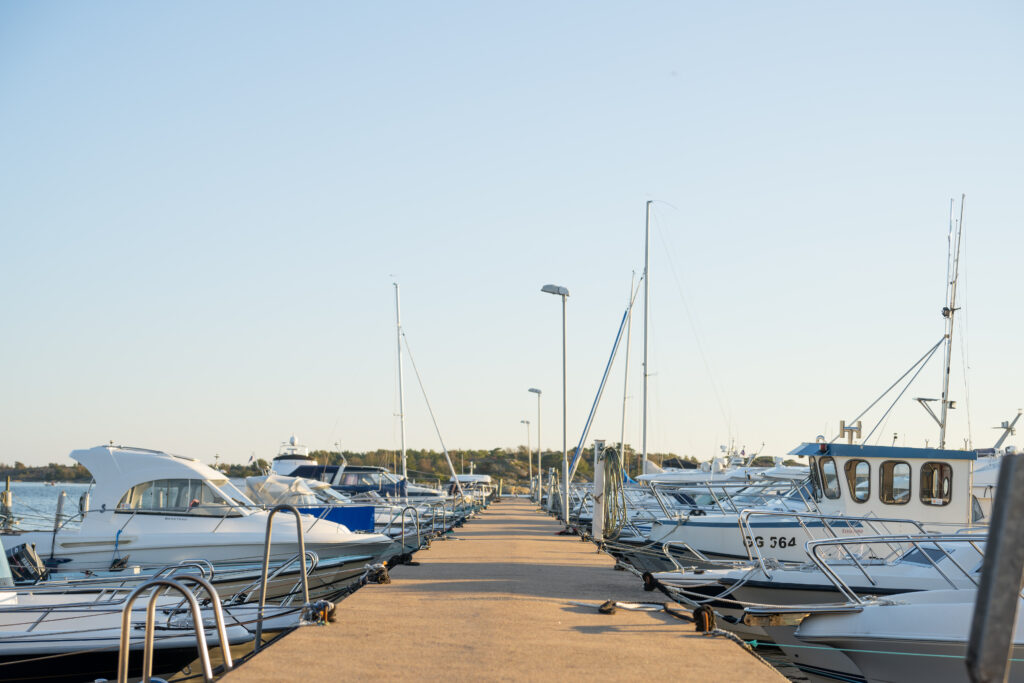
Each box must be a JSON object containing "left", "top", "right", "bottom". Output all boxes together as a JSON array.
[
  {"left": 789, "top": 442, "right": 978, "bottom": 461},
  {"left": 72, "top": 445, "right": 234, "bottom": 511}
]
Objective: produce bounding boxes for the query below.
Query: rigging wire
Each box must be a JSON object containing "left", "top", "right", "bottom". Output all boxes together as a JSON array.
[
  {"left": 863, "top": 341, "right": 944, "bottom": 444},
  {"left": 399, "top": 331, "right": 463, "bottom": 497},
  {"left": 651, "top": 210, "right": 734, "bottom": 441},
  {"left": 957, "top": 216, "right": 973, "bottom": 448},
  {"left": 831, "top": 337, "right": 945, "bottom": 443}
]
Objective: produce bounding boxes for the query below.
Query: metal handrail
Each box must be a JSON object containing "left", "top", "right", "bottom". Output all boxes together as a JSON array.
[
  {"left": 398, "top": 506, "right": 421, "bottom": 550},
  {"left": 660, "top": 541, "right": 715, "bottom": 571},
  {"left": 646, "top": 478, "right": 812, "bottom": 522},
  {"left": 424, "top": 501, "right": 444, "bottom": 536},
  {"left": 803, "top": 532, "right": 987, "bottom": 604},
  {"left": 224, "top": 550, "right": 319, "bottom": 605},
  {"left": 117, "top": 575, "right": 231, "bottom": 683},
  {"left": 736, "top": 509, "right": 929, "bottom": 579},
  {"left": 153, "top": 559, "right": 215, "bottom": 581},
  {"left": 253, "top": 505, "right": 309, "bottom": 652}
]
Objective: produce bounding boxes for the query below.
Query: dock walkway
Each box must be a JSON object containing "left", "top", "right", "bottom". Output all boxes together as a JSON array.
[{"left": 222, "top": 498, "right": 784, "bottom": 682}]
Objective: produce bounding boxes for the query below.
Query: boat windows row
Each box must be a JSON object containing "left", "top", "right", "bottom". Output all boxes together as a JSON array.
[
  {"left": 815, "top": 457, "right": 952, "bottom": 506},
  {"left": 116, "top": 478, "right": 251, "bottom": 516}
]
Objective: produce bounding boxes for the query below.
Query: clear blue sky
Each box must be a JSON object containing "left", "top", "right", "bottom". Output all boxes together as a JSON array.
[{"left": 2, "top": 2, "right": 1022, "bottom": 467}]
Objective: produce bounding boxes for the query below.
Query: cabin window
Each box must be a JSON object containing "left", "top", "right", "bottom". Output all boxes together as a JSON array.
[
  {"left": 116, "top": 479, "right": 240, "bottom": 516},
  {"left": 920, "top": 462, "right": 952, "bottom": 506},
  {"left": 879, "top": 461, "right": 911, "bottom": 505},
  {"left": 819, "top": 457, "right": 841, "bottom": 500},
  {"left": 339, "top": 472, "right": 382, "bottom": 487},
  {"left": 844, "top": 459, "right": 870, "bottom": 503},
  {"left": 972, "top": 495, "right": 985, "bottom": 523}
]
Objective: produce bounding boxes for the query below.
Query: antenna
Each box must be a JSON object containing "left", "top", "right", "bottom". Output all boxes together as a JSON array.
[
  {"left": 993, "top": 410, "right": 1023, "bottom": 450},
  {"left": 938, "top": 194, "right": 965, "bottom": 449}
]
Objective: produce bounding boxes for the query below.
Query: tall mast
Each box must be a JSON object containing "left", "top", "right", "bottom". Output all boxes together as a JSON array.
[
  {"left": 642, "top": 201, "right": 651, "bottom": 474},
  {"left": 394, "top": 282, "right": 407, "bottom": 479},
  {"left": 939, "top": 195, "right": 966, "bottom": 449}
]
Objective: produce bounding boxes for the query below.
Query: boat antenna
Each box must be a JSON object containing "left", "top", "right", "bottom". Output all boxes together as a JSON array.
[
  {"left": 993, "top": 410, "right": 1022, "bottom": 450},
  {"left": 394, "top": 282, "right": 407, "bottom": 480},
  {"left": 938, "top": 195, "right": 966, "bottom": 449}
]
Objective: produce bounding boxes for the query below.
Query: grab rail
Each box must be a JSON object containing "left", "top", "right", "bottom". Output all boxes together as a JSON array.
[
  {"left": 117, "top": 575, "right": 232, "bottom": 683},
  {"left": 398, "top": 506, "right": 421, "bottom": 550},
  {"left": 254, "top": 505, "right": 309, "bottom": 652},
  {"left": 736, "top": 509, "right": 929, "bottom": 579},
  {"left": 804, "top": 532, "right": 987, "bottom": 603}
]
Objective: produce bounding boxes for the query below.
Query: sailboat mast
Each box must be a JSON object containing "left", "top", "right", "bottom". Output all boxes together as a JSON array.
[
  {"left": 620, "top": 272, "right": 635, "bottom": 476},
  {"left": 642, "top": 201, "right": 651, "bottom": 474},
  {"left": 939, "top": 195, "right": 965, "bottom": 450},
  {"left": 394, "top": 282, "right": 407, "bottom": 479}
]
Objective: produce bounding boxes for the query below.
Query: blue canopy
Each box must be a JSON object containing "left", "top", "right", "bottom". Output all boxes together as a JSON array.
[{"left": 789, "top": 442, "right": 977, "bottom": 461}]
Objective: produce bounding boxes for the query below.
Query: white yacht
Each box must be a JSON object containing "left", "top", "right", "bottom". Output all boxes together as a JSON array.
[
  {"left": 270, "top": 435, "right": 314, "bottom": 477},
  {"left": 5, "top": 446, "right": 396, "bottom": 577}
]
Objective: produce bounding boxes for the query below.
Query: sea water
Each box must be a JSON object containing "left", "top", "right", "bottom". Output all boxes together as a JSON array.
[{"left": 3, "top": 481, "right": 92, "bottom": 531}]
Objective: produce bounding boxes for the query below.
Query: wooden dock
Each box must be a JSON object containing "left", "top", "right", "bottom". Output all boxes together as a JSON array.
[{"left": 221, "top": 498, "right": 784, "bottom": 682}]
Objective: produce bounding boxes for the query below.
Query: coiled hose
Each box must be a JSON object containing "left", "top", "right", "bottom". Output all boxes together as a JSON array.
[{"left": 601, "top": 447, "right": 629, "bottom": 540}]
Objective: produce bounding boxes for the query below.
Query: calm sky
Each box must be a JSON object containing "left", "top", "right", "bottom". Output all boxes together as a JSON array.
[{"left": 2, "top": 2, "right": 1022, "bottom": 467}]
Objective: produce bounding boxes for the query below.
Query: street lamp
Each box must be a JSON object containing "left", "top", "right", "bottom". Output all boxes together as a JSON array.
[
  {"left": 520, "top": 420, "right": 531, "bottom": 492},
  {"left": 528, "top": 387, "right": 542, "bottom": 503},
  {"left": 541, "top": 283, "right": 569, "bottom": 524}
]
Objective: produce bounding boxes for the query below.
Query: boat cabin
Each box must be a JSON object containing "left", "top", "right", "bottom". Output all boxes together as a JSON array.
[
  {"left": 73, "top": 446, "right": 256, "bottom": 518},
  {"left": 289, "top": 464, "right": 410, "bottom": 498},
  {"left": 789, "top": 442, "right": 982, "bottom": 526}
]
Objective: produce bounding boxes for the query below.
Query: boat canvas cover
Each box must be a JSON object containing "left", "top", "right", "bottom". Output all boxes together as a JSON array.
[{"left": 244, "top": 474, "right": 323, "bottom": 506}]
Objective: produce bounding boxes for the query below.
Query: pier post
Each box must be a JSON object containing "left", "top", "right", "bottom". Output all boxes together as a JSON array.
[{"left": 592, "top": 440, "right": 606, "bottom": 541}]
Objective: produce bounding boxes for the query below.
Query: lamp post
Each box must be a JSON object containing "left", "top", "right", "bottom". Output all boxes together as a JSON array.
[
  {"left": 541, "top": 283, "right": 569, "bottom": 524},
  {"left": 520, "top": 420, "right": 531, "bottom": 493},
  {"left": 528, "top": 387, "right": 542, "bottom": 503}
]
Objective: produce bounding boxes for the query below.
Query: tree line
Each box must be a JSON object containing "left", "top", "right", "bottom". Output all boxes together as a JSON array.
[{"left": 3, "top": 448, "right": 801, "bottom": 484}]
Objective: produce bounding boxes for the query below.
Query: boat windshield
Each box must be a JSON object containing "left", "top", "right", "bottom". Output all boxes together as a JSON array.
[
  {"left": 337, "top": 471, "right": 384, "bottom": 487},
  {"left": 308, "top": 483, "right": 349, "bottom": 504},
  {"left": 117, "top": 478, "right": 245, "bottom": 516},
  {"left": 217, "top": 479, "right": 256, "bottom": 509}
]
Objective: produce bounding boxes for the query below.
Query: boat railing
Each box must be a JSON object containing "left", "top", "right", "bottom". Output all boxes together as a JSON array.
[
  {"left": 152, "top": 558, "right": 216, "bottom": 581},
  {"left": 225, "top": 550, "right": 318, "bottom": 605},
  {"left": 381, "top": 505, "right": 422, "bottom": 549},
  {"left": 645, "top": 478, "right": 812, "bottom": 521},
  {"left": 737, "top": 509, "right": 929, "bottom": 579},
  {"left": 803, "top": 532, "right": 987, "bottom": 604},
  {"left": 254, "top": 504, "right": 310, "bottom": 652},
  {"left": 117, "top": 575, "right": 232, "bottom": 683},
  {"left": 660, "top": 541, "right": 715, "bottom": 571}
]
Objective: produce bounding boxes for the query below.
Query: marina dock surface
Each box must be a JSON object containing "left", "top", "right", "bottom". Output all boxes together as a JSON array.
[{"left": 222, "top": 499, "right": 784, "bottom": 682}]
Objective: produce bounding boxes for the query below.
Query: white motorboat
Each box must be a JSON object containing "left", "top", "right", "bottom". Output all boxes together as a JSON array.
[
  {"left": 791, "top": 588, "right": 1024, "bottom": 683},
  {"left": 0, "top": 541, "right": 290, "bottom": 683},
  {"left": 5, "top": 446, "right": 397, "bottom": 583}
]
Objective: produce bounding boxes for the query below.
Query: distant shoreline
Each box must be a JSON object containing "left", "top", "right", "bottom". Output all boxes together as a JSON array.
[
  {"left": 5, "top": 479, "right": 91, "bottom": 484},
  {"left": 0, "top": 464, "right": 92, "bottom": 483}
]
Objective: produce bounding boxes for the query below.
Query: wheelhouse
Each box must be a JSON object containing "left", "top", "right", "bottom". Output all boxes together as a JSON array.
[{"left": 790, "top": 442, "right": 980, "bottom": 525}]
